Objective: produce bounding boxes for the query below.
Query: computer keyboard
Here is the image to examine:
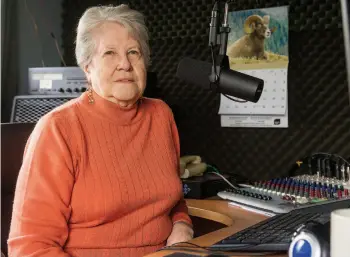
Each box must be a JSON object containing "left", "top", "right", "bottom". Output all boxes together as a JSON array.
[{"left": 209, "top": 198, "right": 350, "bottom": 252}]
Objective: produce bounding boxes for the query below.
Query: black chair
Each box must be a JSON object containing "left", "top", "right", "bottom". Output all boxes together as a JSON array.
[{"left": 1, "top": 123, "right": 35, "bottom": 256}]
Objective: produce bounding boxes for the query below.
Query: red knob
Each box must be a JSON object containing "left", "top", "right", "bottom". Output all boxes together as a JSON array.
[{"left": 337, "top": 190, "right": 342, "bottom": 199}]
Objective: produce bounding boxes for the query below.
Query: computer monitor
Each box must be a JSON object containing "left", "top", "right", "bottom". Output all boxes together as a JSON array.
[{"left": 341, "top": 0, "right": 350, "bottom": 103}]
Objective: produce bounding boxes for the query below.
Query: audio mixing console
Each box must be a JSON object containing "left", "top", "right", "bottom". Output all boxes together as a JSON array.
[{"left": 218, "top": 173, "right": 350, "bottom": 214}]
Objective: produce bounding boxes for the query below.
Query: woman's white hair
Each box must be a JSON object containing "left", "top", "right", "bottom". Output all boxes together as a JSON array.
[{"left": 75, "top": 4, "right": 150, "bottom": 69}]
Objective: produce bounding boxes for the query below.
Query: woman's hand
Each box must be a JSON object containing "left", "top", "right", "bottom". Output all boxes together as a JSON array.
[{"left": 166, "top": 221, "right": 194, "bottom": 246}]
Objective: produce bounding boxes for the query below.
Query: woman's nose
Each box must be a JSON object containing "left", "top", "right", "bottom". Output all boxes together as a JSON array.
[{"left": 117, "top": 54, "right": 132, "bottom": 71}]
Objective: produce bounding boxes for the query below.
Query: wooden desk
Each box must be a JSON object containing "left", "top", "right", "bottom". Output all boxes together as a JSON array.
[{"left": 146, "top": 199, "right": 286, "bottom": 257}]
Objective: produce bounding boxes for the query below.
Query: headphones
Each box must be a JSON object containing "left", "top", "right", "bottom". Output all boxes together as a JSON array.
[{"left": 288, "top": 220, "right": 330, "bottom": 257}]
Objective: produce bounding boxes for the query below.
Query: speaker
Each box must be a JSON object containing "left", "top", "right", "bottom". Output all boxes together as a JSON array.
[{"left": 10, "top": 95, "right": 78, "bottom": 123}]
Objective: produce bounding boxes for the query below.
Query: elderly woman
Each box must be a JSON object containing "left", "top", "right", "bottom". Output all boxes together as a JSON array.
[{"left": 8, "top": 4, "right": 193, "bottom": 257}]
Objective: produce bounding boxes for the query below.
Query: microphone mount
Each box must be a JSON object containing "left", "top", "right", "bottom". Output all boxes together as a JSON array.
[
  {"left": 209, "top": 0, "right": 257, "bottom": 103},
  {"left": 209, "top": 1, "right": 231, "bottom": 88}
]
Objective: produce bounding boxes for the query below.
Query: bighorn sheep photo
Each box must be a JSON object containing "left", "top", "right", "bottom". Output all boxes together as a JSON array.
[{"left": 227, "top": 15, "right": 276, "bottom": 60}]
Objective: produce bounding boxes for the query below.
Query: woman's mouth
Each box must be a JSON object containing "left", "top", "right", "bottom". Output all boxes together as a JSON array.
[{"left": 115, "top": 79, "right": 134, "bottom": 83}]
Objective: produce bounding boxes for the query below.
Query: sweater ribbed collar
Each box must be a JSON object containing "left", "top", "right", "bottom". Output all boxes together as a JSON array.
[{"left": 78, "top": 90, "right": 145, "bottom": 125}]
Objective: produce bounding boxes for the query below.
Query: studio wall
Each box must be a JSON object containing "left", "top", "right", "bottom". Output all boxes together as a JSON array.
[{"left": 61, "top": 0, "right": 350, "bottom": 180}]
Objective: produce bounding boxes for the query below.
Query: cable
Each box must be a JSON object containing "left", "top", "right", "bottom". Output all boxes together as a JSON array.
[
  {"left": 289, "top": 152, "right": 350, "bottom": 177},
  {"left": 295, "top": 152, "right": 350, "bottom": 169},
  {"left": 206, "top": 164, "right": 252, "bottom": 185},
  {"left": 50, "top": 33, "right": 67, "bottom": 66},
  {"left": 24, "top": 0, "right": 45, "bottom": 67},
  {"left": 206, "top": 171, "right": 240, "bottom": 190},
  {"left": 309, "top": 152, "right": 350, "bottom": 166},
  {"left": 206, "top": 164, "right": 220, "bottom": 173}
]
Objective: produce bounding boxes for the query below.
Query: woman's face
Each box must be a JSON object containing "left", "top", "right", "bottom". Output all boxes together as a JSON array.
[{"left": 85, "top": 22, "right": 147, "bottom": 108}]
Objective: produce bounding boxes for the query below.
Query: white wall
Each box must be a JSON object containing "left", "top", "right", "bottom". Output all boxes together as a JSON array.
[{"left": 16, "top": 0, "right": 63, "bottom": 94}]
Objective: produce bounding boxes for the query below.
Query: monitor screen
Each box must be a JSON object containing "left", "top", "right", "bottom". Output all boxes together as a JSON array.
[{"left": 341, "top": 0, "right": 350, "bottom": 103}]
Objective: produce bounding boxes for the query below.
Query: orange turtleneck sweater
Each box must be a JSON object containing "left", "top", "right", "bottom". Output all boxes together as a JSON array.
[{"left": 8, "top": 91, "right": 192, "bottom": 257}]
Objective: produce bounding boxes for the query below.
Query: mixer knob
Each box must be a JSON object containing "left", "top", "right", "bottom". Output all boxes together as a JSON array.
[
  {"left": 320, "top": 188, "right": 325, "bottom": 198},
  {"left": 262, "top": 181, "right": 268, "bottom": 190},
  {"left": 304, "top": 189, "right": 309, "bottom": 198},
  {"left": 267, "top": 181, "right": 273, "bottom": 190},
  {"left": 310, "top": 189, "right": 315, "bottom": 198},
  {"left": 337, "top": 190, "right": 342, "bottom": 199},
  {"left": 316, "top": 188, "right": 321, "bottom": 198},
  {"left": 322, "top": 185, "right": 327, "bottom": 194},
  {"left": 334, "top": 185, "right": 339, "bottom": 191},
  {"left": 331, "top": 188, "right": 336, "bottom": 199}
]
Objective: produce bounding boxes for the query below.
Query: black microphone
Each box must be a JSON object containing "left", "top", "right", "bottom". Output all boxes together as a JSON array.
[{"left": 176, "top": 57, "right": 264, "bottom": 103}]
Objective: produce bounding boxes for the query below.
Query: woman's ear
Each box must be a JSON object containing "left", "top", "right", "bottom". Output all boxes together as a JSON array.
[
  {"left": 84, "top": 64, "right": 90, "bottom": 74},
  {"left": 84, "top": 64, "right": 91, "bottom": 81}
]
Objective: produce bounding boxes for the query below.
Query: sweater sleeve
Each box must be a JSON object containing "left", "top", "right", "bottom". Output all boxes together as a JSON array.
[
  {"left": 169, "top": 115, "right": 193, "bottom": 227},
  {"left": 8, "top": 114, "right": 75, "bottom": 257}
]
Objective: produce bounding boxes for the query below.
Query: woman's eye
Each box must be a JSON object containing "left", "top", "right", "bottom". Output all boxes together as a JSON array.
[
  {"left": 105, "top": 51, "right": 115, "bottom": 55},
  {"left": 128, "top": 50, "right": 140, "bottom": 55}
]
